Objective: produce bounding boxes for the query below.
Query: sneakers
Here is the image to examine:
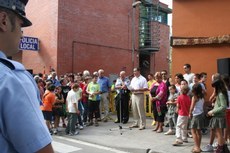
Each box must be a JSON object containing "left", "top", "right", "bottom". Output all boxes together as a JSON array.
[
  {"left": 188, "top": 132, "right": 193, "bottom": 138},
  {"left": 79, "top": 125, "right": 84, "bottom": 130},
  {"left": 212, "top": 142, "right": 218, "bottom": 149},
  {"left": 202, "top": 144, "right": 214, "bottom": 152},
  {"left": 53, "top": 129, "right": 58, "bottom": 135},
  {"left": 164, "top": 130, "right": 175, "bottom": 135},
  {"left": 129, "top": 124, "right": 138, "bottom": 128},
  {"left": 139, "top": 126, "right": 145, "bottom": 130},
  {"left": 69, "top": 131, "right": 79, "bottom": 136},
  {"left": 172, "top": 140, "right": 183, "bottom": 146}
]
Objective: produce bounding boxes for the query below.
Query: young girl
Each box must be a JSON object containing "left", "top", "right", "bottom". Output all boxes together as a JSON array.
[
  {"left": 173, "top": 85, "right": 191, "bottom": 146},
  {"left": 208, "top": 79, "right": 229, "bottom": 153},
  {"left": 222, "top": 75, "right": 230, "bottom": 145},
  {"left": 189, "top": 84, "right": 205, "bottom": 153},
  {"left": 165, "top": 85, "right": 178, "bottom": 135},
  {"left": 53, "top": 86, "right": 64, "bottom": 134},
  {"left": 174, "top": 73, "right": 184, "bottom": 93}
]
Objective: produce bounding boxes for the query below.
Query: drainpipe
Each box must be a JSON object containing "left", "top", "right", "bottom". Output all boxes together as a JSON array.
[
  {"left": 132, "top": 0, "right": 142, "bottom": 70},
  {"left": 72, "top": 41, "right": 77, "bottom": 73}
]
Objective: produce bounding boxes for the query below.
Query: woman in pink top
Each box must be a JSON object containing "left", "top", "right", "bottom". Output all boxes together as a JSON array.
[{"left": 150, "top": 72, "right": 168, "bottom": 133}]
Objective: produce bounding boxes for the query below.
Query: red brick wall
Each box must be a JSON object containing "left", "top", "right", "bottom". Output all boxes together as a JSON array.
[
  {"left": 19, "top": 0, "right": 170, "bottom": 78},
  {"left": 152, "top": 24, "right": 170, "bottom": 73},
  {"left": 22, "top": 0, "right": 58, "bottom": 75},
  {"left": 57, "top": 0, "right": 134, "bottom": 76}
]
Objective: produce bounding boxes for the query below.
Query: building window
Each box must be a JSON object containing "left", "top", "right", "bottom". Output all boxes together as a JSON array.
[{"left": 139, "top": 4, "right": 169, "bottom": 51}]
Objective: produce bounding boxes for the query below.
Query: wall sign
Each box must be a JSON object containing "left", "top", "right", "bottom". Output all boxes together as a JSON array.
[{"left": 19, "top": 36, "right": 39, "bottom": 51}]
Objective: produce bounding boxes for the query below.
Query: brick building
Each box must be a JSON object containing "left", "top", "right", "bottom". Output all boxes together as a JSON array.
[{"left": 17, "top": 0, "right": 171, "bottom": 78}]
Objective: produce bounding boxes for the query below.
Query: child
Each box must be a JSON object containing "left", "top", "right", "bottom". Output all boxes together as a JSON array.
[
  {"left": 40, "top": 84, "right": 56, "bottom": 135},
  {"left": 189, "top": 84, "right": 205, "bottom": 153},
  {"left": 165, "top": 85, "right": 178, "bottom": 135},
  {"left": 223, "top": 75, "right": 230, "bottom": 145},
  {"left": 86, "top": 75, "right": 101, "bottom": 126},
  {"left": 173, "top": 85, "right": 191, "bottom": 146},
  {"left": 53, "top": 86, "right": 64, "bottom": 134},
  {"left": 65, "top": 83, "right": 81, "bottom": 136},
  {"left": 207, "top": 79, "right": 229, "bottom": 153}
]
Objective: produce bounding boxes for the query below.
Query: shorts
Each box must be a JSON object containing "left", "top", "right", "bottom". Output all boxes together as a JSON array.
[
  {"left": 42, "top": 111, "right": 53, "bottom": 121},
  {"left": 53, "top": 107, "right": 64, "bottom": 116}
]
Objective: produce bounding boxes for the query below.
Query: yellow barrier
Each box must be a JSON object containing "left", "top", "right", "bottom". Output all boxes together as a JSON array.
[
  {"left": 109, "top": 91, "right": 153, "bottom": 117},
  {"left": 109, "top": 92, "right": 116, "bottom": 113},
  {"left": 144, "top": 91, "right": 153, "bottom": 117}
]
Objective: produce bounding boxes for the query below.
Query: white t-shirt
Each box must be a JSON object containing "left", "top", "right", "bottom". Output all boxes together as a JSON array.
[
  {"left": 130, "top": 75, "right": 148, "bottom": 90},
  {"left": 66, "top": 89, "right": 82, "bottom": 113},
  {"left": 192, "top": 98, "right": 204, "bottom": 116},
  {"left": 183, "top": 73, "right": 195, "bottom": 85}
]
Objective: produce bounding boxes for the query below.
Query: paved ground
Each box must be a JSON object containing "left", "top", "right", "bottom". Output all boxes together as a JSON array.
[{"left": 53, "top": 115, "right": 214, "bottom": 153}]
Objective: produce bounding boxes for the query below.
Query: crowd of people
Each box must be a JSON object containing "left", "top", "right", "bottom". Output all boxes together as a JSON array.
[
  {"left": 146, "top": 64, "right": 230, "bottom": 153},
  {"left": 34, "top": 64, "right": 230, "bottom": 153}
]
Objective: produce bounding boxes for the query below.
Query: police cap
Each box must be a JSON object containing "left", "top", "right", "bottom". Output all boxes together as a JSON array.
[{"left": 0, "top": 0, "right": 32, "bottom": 27}]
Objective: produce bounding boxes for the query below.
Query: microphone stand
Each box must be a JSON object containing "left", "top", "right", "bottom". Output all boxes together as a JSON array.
[{"left": 109, "top": 89, "right": 132, "bottom": 135}]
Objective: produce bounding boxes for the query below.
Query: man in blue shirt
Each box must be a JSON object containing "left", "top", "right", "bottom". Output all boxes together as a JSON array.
[
  {"left": 97, "top": 69, "right": 111, "bottom": 122},
  {"left": 0, "top": 0, "right": 54, "bottom": 153}
]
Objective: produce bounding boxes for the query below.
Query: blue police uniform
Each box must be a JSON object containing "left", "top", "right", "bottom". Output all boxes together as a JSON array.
[{"left": 0, "top": 51, "right": 52, "bottom": 153}]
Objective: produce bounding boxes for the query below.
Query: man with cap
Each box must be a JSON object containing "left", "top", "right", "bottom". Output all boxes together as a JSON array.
[{"left": 0, "top": 0, "right": 54, "bottom": 153}]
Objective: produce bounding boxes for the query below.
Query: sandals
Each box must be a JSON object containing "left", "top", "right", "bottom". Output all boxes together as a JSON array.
[
  {"left": 156, "top": 129, "right": 163, "bottom": 133},
  {"left": 191, "top": 148, "right": 201, "bottom": 153},
  {"left": 152, "top": 127, "right": 159, "bottom": 131}
]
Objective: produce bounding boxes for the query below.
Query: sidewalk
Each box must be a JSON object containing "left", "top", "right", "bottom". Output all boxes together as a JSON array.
[{"left": 56, "top": 115, "right": 213, "bottom": 153}]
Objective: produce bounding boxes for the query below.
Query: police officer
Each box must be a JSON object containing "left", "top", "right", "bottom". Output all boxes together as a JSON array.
[
  {"left": 114, "top": 71, "right": 131, "bottom": 124},
  {"left": 0, "top": 0, "right": 54, "bottom": 153}
]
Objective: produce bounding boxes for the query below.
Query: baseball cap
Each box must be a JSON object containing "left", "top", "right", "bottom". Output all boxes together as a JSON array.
[{"left": 0, "top": 0, "right": 32, "bottom": 27}]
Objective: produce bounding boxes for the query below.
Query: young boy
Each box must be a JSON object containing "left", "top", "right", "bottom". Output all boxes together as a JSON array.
[
  {"left": 86, "top": 75, "right": 101, "bottom": 126},
  {"left": 173, "top": 85, "right": 191, "bottom": 146},
  {"left": 65, "top": 83, "right": 81, "bottom": 136}
]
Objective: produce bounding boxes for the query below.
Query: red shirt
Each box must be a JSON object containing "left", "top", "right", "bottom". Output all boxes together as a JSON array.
[
  {"left": 79, "top": 82, "right": 84, "bottom": 90},
  {"left": 177, "top": 94, "right": 191, "bottom": 116},
  {"left": 82, "top": 84, "right": 88, "bottom": 103}
]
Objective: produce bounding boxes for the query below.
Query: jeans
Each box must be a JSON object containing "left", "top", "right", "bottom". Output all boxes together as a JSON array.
[{"left": 66, "top": 113, "right": 77, "bottom": 134}]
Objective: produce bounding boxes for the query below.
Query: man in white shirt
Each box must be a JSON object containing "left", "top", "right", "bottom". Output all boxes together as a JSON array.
[
  {"left": 183, "top": 63, "right": 195, "bottom": 85},
  {"left": 129, "top": 68, "right": 148, "bottom": 130}
]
